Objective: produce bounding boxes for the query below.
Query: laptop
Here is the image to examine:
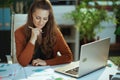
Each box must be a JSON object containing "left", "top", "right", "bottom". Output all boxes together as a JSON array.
[{"left": 55, "top": 38, "right": 110, "bottom": 78}]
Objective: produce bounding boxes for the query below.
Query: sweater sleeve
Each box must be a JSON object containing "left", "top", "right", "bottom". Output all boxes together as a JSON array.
[
  {"left": 15, "top": 27, "right": 35, "bottom": 66},
  {"left": 45, "top": 28, "right": 73, "bottom": 65}
]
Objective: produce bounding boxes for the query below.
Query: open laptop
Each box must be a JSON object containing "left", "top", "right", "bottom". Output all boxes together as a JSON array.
[{"left": 55, "top": 38, "right": 110, "bottom": 78}]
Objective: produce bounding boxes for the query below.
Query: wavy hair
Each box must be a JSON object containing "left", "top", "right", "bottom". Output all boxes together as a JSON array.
[{"left": 24, "top": 0, "right": 57, "bottom": 58}]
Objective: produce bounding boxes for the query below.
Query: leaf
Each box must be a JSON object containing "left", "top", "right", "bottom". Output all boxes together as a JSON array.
[{"left": 115, "top": 26, "right": 120, "bottom": 35}]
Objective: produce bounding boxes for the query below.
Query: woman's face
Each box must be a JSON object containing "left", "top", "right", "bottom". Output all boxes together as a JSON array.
[{"left": 32, "top": 9, "right": 49, "bottom": 29}]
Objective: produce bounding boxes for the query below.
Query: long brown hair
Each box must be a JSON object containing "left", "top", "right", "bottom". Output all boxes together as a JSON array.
[{"left": 24, "top": 0, "right": 57, "bottom": 58}]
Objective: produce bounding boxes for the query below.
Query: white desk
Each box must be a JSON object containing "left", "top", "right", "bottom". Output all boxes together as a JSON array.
[
  {"left": 0, "top": 60, "right": 119, "bottom": 80},
  {"left": 51, "top": 60, "right": 118, "bottom": 80}
]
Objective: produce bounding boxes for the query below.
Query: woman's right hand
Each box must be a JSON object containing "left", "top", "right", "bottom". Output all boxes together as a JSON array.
[{"left": 29, "top": 26, "right": 42, "bottom": 45}]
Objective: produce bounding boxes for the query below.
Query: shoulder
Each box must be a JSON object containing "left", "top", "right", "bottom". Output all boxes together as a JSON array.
[
  {"left": 15, "top": 25, "right": 26, "bottom": 38},
  {"left": 55, "top": 27, "right": 63, "bottom": 36},
  {"left": 15, "top": 25, "right": 25, "bottom": 33},
  {"left": 55, "top": 27, "right": 65, "bottom": 40}
]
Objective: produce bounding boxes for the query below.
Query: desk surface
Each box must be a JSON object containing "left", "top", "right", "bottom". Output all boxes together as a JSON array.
[{"left": 0, "top": 60, "right": 119, "bottom": 80}]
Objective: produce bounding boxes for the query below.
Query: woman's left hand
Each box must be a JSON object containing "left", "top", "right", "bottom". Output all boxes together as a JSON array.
[{"left": 32, "top": 58, "right": 47, "bottom": 66}]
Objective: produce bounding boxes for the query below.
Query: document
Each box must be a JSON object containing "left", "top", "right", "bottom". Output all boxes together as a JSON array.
[
  {"left": 23, "top": 65, "right": 51, "bottom": 77},
  {"left": 0, "top": 63, "right": 21, "bottom": 79},
  {"left": 0, "top": 63, "right": 75, "bottom": 80},
  {"left": 23, "top": 65, "right": 75, "bottom": 80}
]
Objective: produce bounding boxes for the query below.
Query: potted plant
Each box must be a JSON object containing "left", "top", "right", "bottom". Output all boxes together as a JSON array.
[
  {"left": 115, "top": 26, "right": 120, "bottom": 36},
  {"left": 64, "top": 1, "right": 110, "bottom": 45},
  {"left": 110, "top": 56, "right": 120, "bottom": 70},
  {"left": 114, "top": 5, "right": 120, "bottom": 43}
]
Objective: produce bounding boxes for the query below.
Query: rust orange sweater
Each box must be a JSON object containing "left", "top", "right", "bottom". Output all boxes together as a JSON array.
[{"left": 15, "top": 25, "right": 73, "bottom": 66}]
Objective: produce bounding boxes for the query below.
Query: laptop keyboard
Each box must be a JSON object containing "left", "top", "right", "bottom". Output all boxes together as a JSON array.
[{"left": 65, "top": 67, "right": 79, "bottom": 75}]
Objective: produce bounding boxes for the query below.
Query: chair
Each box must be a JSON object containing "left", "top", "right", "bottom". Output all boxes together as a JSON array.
[{"left": 6, "top": 14, "right": 27, "bottom": 63}]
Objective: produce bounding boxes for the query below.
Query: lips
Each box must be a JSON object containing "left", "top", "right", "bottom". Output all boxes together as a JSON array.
[{"left": 37, "top": 25, "right": 43, "bottom": 28}]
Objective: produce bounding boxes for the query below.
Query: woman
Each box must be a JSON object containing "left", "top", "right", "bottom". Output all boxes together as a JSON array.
[{"left": 15, "top": 0, "right": 73, "bottom": 67}]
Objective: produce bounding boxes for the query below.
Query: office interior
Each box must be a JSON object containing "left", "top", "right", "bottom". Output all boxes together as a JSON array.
[{"left": 0, "top": 0, "right": 120, "bottom": 66}]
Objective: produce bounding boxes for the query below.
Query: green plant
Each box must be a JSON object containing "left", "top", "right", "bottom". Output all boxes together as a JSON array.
[
  {"left": 110, "top": 57, "right": 120, "bottom": 67},
  {"left": 64, "top": 2, "right": 110, "bottom": 43},
  {"left": 115, "top": 26, "right": 120, "bottom": 36},
  {"left": 114, "top": 5, "right": 120, "bottom": 36}
]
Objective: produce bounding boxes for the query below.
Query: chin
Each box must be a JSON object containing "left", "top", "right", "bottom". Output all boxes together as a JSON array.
[{"left": 36, "top": 26, "right": 41, "bottom": 29}]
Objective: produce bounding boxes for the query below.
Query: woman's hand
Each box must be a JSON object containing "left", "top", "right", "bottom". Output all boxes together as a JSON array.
[
  {"left": 32, "top": 58, "right": 47, "bottom": 66},
  {"left": 29, "top": 26, "right": 42, "bottom": 45}
]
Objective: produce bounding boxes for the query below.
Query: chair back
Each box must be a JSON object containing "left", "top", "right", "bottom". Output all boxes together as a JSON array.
[{"left": 11, "top": 14, "right": 27, "bottom": 63}]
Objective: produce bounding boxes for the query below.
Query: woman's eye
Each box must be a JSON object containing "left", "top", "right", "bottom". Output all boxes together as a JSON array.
[
  {"left": 44, "top": 18, "right": 48, "bottom": 20},
  {"left": 35, "top": 16, "right": 48, "bottom": 21},
  {"left": 36, "top": 16, "right": 40, "bottom": 19}
]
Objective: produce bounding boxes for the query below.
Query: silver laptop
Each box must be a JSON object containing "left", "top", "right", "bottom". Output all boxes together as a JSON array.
[{"left": 55, "top": 38, "right": 110, "bottom": 78}]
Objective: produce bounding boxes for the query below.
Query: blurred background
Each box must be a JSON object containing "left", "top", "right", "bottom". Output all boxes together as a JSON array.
[{"left": 0, "top": 0, "right": 120, "bottom": 66}]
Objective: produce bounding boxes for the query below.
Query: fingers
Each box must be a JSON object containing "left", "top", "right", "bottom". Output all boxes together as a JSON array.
[
  {"left": 32, "top": 59, "right": 46, "bottom": 66},
  {"left": 32, "top": 59, "right": 38, "bottom": 66},
  {"left": 32, "top": 59, "right": 40, "bottom": 66},
  {"left": 28, "top": 26, "right": 43, "bottom": 33},
  {"left": 28, "top": 26, "right": 33, "bottom": 29},
  {"left": 40, "top": 29, "right": 43, "bottom": 33}
]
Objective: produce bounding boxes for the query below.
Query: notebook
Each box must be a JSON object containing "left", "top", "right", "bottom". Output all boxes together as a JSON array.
[{"left": 55, "top": 38, "right": 110, "bottom": 78}]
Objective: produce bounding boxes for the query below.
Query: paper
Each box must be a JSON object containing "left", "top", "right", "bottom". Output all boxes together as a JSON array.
[
  {"left": 23, "top": 66, "right": 75, "bottom": 80},
  {"left": 23, "top": 66, "right": 51, "bottom": 77},
  {"left": 0, "top": 63, "right": 21, "bottom": 78},
  {"left": 0, "top": 64, "right": 75, "bottom": 80}
]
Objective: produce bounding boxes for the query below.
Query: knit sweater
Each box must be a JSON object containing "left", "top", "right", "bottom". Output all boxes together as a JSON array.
[{"left": 15, "top": 25, "right": 73, "bottom": 67}]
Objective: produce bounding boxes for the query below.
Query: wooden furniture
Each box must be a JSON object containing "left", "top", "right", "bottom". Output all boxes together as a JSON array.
[
  {"left": 109, "top": 43, "right": 120, "bottom": 56},
  {"left": 59, "top": 24, "right": 79, "bottom": 61}
]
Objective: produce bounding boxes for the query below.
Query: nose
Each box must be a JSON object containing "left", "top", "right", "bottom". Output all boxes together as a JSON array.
[{"left": 39, "top": 19, "right": 44, "bottom": 25}]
